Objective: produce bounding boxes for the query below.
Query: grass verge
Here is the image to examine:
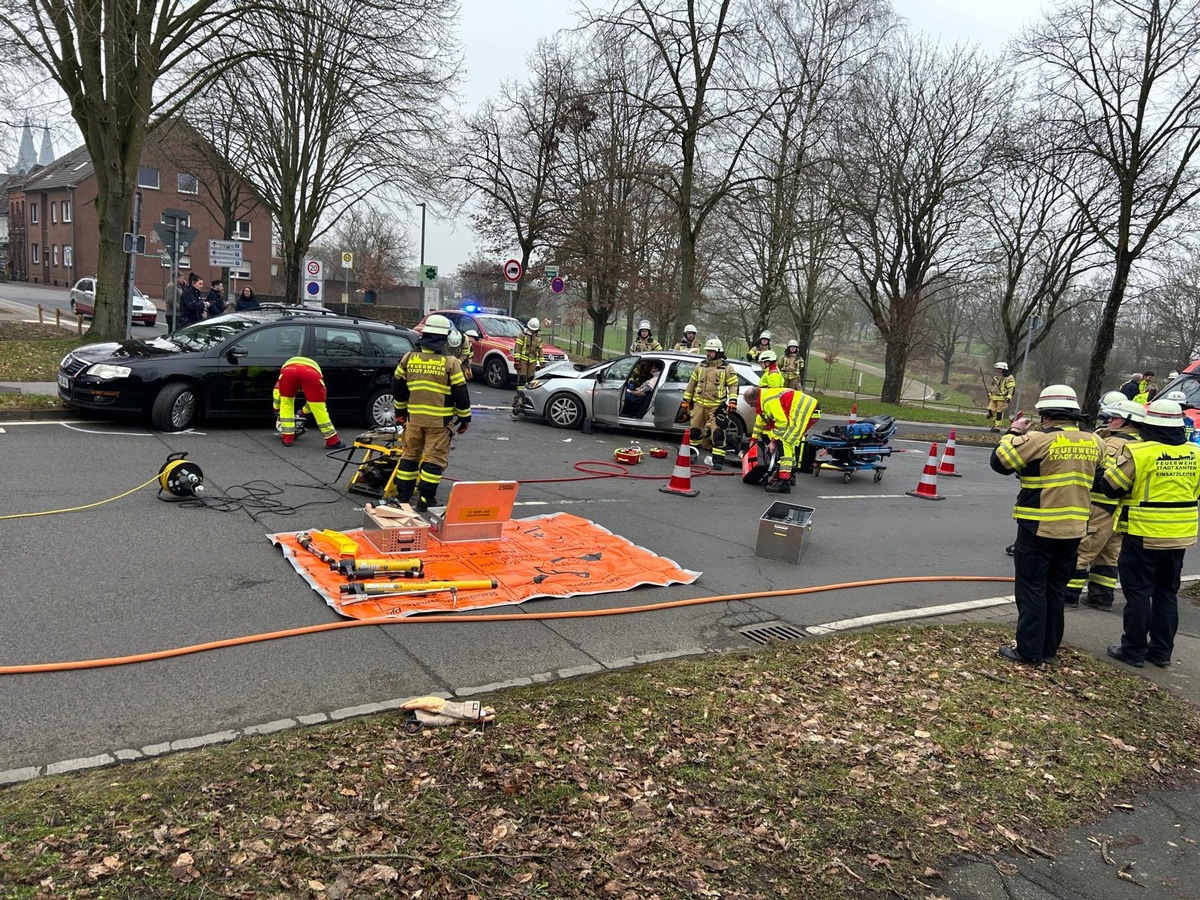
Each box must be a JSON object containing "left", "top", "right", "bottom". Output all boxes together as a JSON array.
[
  {"left": 0, "top": 321, "right": 96, "bottom": 382},
  {"left": 0, "top": 391, "right": 66, "bottom": 411},
  {"left": 2, "top": 623, "right": 1198, "bottom": 899},
  {"left": 814, "top": 394, "right": 992, "bottom": 429}
]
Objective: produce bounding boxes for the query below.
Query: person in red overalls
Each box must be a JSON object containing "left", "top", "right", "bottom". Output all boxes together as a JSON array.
[{"left": 272, "top": 356, "right": 346, "bottom": 449}]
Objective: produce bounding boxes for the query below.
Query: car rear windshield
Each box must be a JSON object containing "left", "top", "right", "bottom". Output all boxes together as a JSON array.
[
  {"left": 478, "top": 316, "right": 524, "bottom": 338},
  {"left": 167, "top": 315, "right": 260, "bottom": 350}
]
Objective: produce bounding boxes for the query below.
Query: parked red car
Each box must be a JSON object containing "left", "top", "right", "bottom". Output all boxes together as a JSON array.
[{"left": 416, "top": 309, "right": 568, "bottom": 387}]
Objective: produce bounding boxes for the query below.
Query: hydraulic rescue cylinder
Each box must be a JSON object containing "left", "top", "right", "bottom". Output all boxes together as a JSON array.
[
  {"left": 339, "top": 578, "right": 498, "bottom": 596},
  {"left": 335, "top": 558, "right": 425, "bottom": 580}
]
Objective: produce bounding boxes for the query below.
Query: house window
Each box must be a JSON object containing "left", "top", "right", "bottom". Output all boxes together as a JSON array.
[
  {"left": 161, "top": 254, "right": 192, "bottom": 269},
  {"left": 61, "top": 200, "right": 72, "bottom": 222},
  {"left": 30, "top": 202, "right": 38, "bottom": 224},
  {"left": 32, "top": 243, "right": 39, "bottom": 263},
  {"left": 63, "top": 246, "right": 73, "bottom": 268},
  {"left": 50, "top": 203, "right": 57, "bottom": 224},
  {"left": 161, "top": 211, "right": 190, "bottom": 226},
  {"left": 137, "top": 166, "right": 160, "bottom": 189},
  {"left": 233, "top": 220, "right": 252, "bottom": 240},
  {"left": 52, "top": 245, "right": 59, "bottom": 266},
  {"left": 177, "top": 172, "right": 199, "bottom": 194},
  {"left": 229, "top": 263, "right": 252, "bottom": 280}
]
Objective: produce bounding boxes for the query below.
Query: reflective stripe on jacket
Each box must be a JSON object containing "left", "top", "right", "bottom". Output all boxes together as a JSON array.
[
  {"left": 392, "top": 349, "right": 471, "bottom": 426},
  {"left": 991, "top": 424, "right": 1107, "bottom": 538},
  {"left": 684, "top": 360, "right": 738, "bottom": 407}
]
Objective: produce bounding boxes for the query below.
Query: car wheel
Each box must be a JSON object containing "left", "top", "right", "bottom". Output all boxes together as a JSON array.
[
  {"left": 151, "top": 382, "right": 199, "bottom": 431},
  {"left": 70, "top": 298, "right": 78, "bottom": 315},
  {"left": 726, "top": 413, "right": 747, "bottom": 442},
  {"left": 484, "top": 356, "right": 510, "bottom": 388},
  {"left": 546, "top": 393, "right": 584, "bottom": 429},
  {"left": 364, "top": 388, "right": 395, "bottom": 428}
]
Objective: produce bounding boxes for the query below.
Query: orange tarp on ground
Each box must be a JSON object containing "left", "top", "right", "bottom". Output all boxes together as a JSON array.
[{"left": 269, "top": 513, "right": 700, "bottom": 619}]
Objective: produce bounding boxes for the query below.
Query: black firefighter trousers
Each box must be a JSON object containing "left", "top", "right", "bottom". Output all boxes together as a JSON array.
[
  {"left": 1013, "top": 524, "right": 1080, "bottom": 663},
  {"left": 1117, "top": 535, "right": 1185, "bottom": 665}
]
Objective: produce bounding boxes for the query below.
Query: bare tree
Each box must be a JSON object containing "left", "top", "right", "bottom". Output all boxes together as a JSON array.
[
  {"left": 979, "top": 126, "right": 1103, "bottom": 367},
  {"left": 312, "top": 204, "right": 413, "bottom": 298},
  {"left": 1147, "top": 250, "right": 1200, "bottom": 369},
  {"left": 213, "top": 0, "right": 455, "bottom": 303},
  {"left": 1019, "top": 0, "right": 1200, "bottom": 409},
  {"left": 834, "top": 37, "right": 1010, "bottom": 402},
  {"left": 451, "top": 38, "right": 582, "bottom": 318},
  {"left": 916, "top": 280, "right": 974, "bottom": 384},
  {"left": 0, "top": 0, "right": 254, "bottom": 339},
  {"left": 588, "top": 0, "right": 774, "bottom": 326}
]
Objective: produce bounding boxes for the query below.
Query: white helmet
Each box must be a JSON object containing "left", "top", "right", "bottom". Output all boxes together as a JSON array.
[
  {"left": 1166, "top": 389, "right": 1187, "bottom": 403},
  {"left": 1034, "top": 384, "right": 1081, "bottom": 412},
  {"left": 638, "top": 320, "right": 651, "bottom": 332},
  {"left": 1143, "top": 398, "right": 1185, "bottom": 428},
  {"left": 1119, "top": 399, "right": 1146, "bottom": 423},
  {"left": 995, "top": 361, "right": 1008, "bottom": 370},
  {"left": 758, "top": 349, "right": 778, "bottom": 364},
  {"left": 465, "top": 329, "right": 479, "bottom": 339},
  {"left": 1168, "top": 371, "right": 1179, "bottom": 380},
  {"left": 526, "top": 317, "right": 540, "bottom": 332},
  {"left": 447, "top": 329, "right": 463, "bottom": 349},
  {"left": 423, "top": 314, "right": 452, "bottom": 336},
  {"left": 683, "top": 323, "right": 697, "bottom": 335},
  {"left": 1098, "top": 390, "right": 1128, "bottom": 418},
  {"left": 759, "top": 330, "right": 772, "bottom": 341},
  {"left": 787, "top": 339, "right": 799, "bottom": 349},
  {"left": 704, "top": 337, "right": 723, "bottom": 352}
]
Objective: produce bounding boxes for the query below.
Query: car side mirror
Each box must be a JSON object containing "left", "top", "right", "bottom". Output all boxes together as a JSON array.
[{"left": 226, "top": 345, "right": 248, "bottom": 362}]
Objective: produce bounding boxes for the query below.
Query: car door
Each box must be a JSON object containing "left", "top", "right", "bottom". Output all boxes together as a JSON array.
[
  {"left": 311, "top": 325, "right": 373, "bottom": 419},
  {"left": 654, "top": 358, "right": 696, "bottom": 430},
  {"left": 592, "top": 356, "right": 637, "bottom": 424},
  {"left": 74, "top": 278, "right": 95, "bottom": 315},
  {"left": 213, "top": 321, "right": 310, "bottom": 417}
]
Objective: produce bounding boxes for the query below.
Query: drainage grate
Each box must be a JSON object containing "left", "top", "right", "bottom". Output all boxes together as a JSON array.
[{"left": 736, "top": 622, "right": 807, "bottom": 646}]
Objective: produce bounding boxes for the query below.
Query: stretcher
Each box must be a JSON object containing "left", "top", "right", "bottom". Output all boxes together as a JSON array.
[{"left": 805, "top": 416, "right": 897, "bottom": 484}]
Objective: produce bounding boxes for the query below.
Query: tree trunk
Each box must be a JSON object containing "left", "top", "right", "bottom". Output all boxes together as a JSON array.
[
  {"left": 941, "top": 356, "right": 952, "bottom": 384},
  {"left": 1084, "top": 256, "right": 1134, "bottom": 411},
  {"left": 91, "top": 174, "right": 134, "bottom": 340},
  {"left": 880, "top": 334, "right": 910, "bottom": 404},
  {"left": 283, "top": 237, "right": 302, "bottom": 304}
]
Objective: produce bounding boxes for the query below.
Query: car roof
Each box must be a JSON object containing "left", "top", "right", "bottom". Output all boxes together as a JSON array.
[{"left": 231, "top": 309, "right": 414, "bottom": 334}]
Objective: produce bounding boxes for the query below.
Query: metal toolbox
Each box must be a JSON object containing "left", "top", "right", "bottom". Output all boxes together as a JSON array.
[
  {"left": 361, "top": 504, "right": 430, "bottom": 554},
  {"left": 754, "top": 502, "right": 814, "bottom": 564},
  {"left": 427, "top": 480, "right": 518, "bottom": 544}
]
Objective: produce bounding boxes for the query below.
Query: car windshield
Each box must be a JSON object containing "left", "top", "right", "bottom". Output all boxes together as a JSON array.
[
  {"left": 477, "top": 315, "right": 524, "bottom": 338},
  {"left": 167, "top": 315, "right": 260, "bottom": 350}
]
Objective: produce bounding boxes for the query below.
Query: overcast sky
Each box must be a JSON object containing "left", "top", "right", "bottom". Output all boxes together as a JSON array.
[{"left": 418, "top": 0, "right": 1052, "bottom": 278}]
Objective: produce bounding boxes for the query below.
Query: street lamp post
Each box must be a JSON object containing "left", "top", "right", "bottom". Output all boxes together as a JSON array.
[{"left": 417, "top": 202, "right": 426, "bottom": 268}]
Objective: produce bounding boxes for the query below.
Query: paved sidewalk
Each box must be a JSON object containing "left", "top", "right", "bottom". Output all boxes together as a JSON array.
[{"left": 929, "top": 589, "right": 1200, "bottom": 899}]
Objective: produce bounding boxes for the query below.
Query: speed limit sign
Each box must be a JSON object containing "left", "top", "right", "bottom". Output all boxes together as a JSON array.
[
  {"left": 306, "top": 259, "right": 322, "bottom": 276},
  {"left": 503, "top": 258, "right": 523, "bottom": 282}
]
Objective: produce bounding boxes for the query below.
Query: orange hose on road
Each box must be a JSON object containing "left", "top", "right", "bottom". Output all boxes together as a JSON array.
[{"left": 0, "top": 575, "right": 1013, "bottom": 676}]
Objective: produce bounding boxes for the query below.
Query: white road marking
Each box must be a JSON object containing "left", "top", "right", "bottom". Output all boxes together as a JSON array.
[
  {"left": 806, "top": 595, "right": 1016, "bottom": 635},
  {"left": 514, "top": 498, "right": 625, "bottom": 506},
  {"left": 816, "top": 493, "right": 964, "bottom": 499},
  {"left": 60, "top": 423, "right": 154, "bottom": 436}
]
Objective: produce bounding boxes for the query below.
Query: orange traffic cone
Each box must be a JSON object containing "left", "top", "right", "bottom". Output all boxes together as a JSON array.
[
  {"left": 936, "top": 428, "right": 961, "bottom": 477},
  {"left": 906, "top": 442, "right": 945, "bottom": 501},
  {"left": 659, "top": 429, "right": 700, "bottom": 497},
  {"left": 848, "top": 402, "right": 858, "bottom": 426}
]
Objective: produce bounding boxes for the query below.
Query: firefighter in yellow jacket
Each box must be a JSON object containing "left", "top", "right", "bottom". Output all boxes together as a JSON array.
[
  {"left": 990, "top": 384, "right": 1108, "bottom": 665},
  {"left": 743, "top": 384, "right": 820, "bottom": 494},
  {"left": 392, "top": 315, "right": 472, "bottom": 511},
  {"left": 780, "top": 340, "right": 804, "bottom": 390},
  {"left": 272, "top": 356, "right": 345, "bottom": 449},
  {"left": 680, "top": 338, "right": 740, "bottom": 470},
  {"left": 512, "top": 317, "right": 543, "bottom": 417},
  {"left": 631, "top": 320, "right": 662, "bottom": 353},
  {"left": 1094, "top": 398, "right": 1200, "bottom": 668},
  {"left": 987, "top": 362, "right": 1016, "bottom": 431},
  {"left": 1065, "top": 392, "right": 1142, "bottom": 609}
]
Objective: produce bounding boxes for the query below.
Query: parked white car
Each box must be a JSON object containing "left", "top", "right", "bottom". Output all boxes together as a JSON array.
[{"left": 69, "top": 277, "right": 158, "bottom": 326}]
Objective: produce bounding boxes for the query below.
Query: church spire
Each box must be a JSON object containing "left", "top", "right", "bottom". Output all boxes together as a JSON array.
[
  {"left": 38, "top": 125, "right": 54, "bottom": 166},
  {"left": 14, "top": 121, "right": 37, "bottom": 174}
]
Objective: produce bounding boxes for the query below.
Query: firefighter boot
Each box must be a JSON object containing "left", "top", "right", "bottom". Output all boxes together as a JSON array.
[
  {"left": 414, "top": 484, "right": 438, "bottom": 513},
  {"left": 765, "top": 473, "right": 792, "bottom": 494},
  {"left": 511, "top": 392, "right": 523, "bottom": 418},
  {"left": 711, "top": 452, "right": 724, "bottom": 471}
]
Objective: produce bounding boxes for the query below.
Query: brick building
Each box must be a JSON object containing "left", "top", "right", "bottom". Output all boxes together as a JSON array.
[{"left": 4, "top": 122, "right": 273, "bottom": 301}]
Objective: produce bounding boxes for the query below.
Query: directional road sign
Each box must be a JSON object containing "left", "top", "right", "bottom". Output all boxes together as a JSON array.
[
  {"left": 208, "top": 239, "right": 244, "bottom": 268},
  {"left": 503, "top": 258, "right": 522, "bottom": 282}
]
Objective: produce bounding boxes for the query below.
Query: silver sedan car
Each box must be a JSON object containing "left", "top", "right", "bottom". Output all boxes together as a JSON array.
[{"left": 519, "top": 350, "right": 764, "bottom": 439}]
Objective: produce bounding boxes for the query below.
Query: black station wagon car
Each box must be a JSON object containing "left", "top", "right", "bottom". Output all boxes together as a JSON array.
[{"left": 57, "top": 311, "right": 418, "bottom": 431}]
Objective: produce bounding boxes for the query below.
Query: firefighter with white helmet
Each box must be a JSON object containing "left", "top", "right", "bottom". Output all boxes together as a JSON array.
[
  {"left": 1064, "top": 391, "right": 1143, "bottom": 610},
  {"left": 987, "top": 362, "right": 1016, "bottom": 431},
  {"left": 450, "top": 328, "right": 474, "bottom": 379},
  {"left": 631, "top": 319, "right": 662, "bottom": 353},
  {"left": 746, "top": 330, "right": 773, "bottom": 362},
  {"left": 780, "top": 339, "right": 804, "bottom": 390},
  {"left": 991, "top": 384, "right": 1108, "bottom": 665},
  {"left": 743, "top": 383, "right": 820, "bottom": 494},
  {"left": 511, "top": 317, "right": 543, "bottom": 417},
  {"left": 391, "top": 314, "right": 472, "bottom": 511},
  {"left": 680, "top": 337, "right": 739, "bottom": 469},
  {"left": 757, "top": 349, "right": 784, "bottom": 392},
  {"left": 1095, "top": 398, "right": 1200, "bottom": 668},
  {"left": 673, "top": 324, "right": 700, "bottom": 353}
]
